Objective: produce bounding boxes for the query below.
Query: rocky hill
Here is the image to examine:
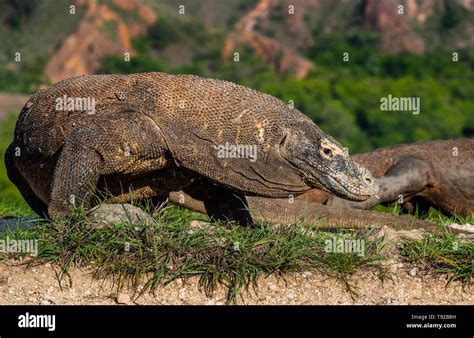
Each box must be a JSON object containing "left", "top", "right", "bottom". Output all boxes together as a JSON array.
[{"left": 1, "top": 0, "right": 474, "bottom": 83}]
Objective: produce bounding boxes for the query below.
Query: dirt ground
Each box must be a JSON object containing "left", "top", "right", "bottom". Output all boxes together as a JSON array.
[{"left": 0, "top": 257, "right": 472, "bottom": 305}]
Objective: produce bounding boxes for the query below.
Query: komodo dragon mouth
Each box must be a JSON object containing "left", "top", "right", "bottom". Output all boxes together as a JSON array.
[
  {"left": 305, "top": 151, "right": 378, "bottom": 202},
  {"left": 306, "top": 168, "right": 377, "bottom": 202}
]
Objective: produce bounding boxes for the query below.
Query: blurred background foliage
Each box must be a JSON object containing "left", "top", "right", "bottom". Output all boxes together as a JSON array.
[{"left": 0, "top": 0, "right": 473, "bottom": 207}]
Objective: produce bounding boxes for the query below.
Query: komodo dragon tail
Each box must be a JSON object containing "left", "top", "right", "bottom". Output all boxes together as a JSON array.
[{"left": 168, "top": 192, "right": 459, "bottom": 234}]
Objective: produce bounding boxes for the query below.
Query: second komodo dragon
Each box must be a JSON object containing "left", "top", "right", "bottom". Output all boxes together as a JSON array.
[
  {"left": 6, "top": 72, "right": 377, "bottom": 226},
  {"left": 300, "top": 139, "right": 474, "bottom": 217}
]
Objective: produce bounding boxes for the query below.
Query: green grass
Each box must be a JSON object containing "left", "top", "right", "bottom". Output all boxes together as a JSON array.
[
  {"left": 379, "top": 203, "right": 474, "bottom": 286},
  {"left": 0, "top": 200, "right": 34, "bottom": 217},
  {"left": 0, "top": 113, "right": 32, "bottom": 210},
  {"left": 400, "top": 232, "right": 474, "bottom": 285},
  {"left": 375, "top": 204, "right": 474, "bottom": 286},
  {"left": 0, "top": 201, "right": 472, "bottom": 303},
  {"left": 0, "top": 204, "right": 388, "bottom": 303}
]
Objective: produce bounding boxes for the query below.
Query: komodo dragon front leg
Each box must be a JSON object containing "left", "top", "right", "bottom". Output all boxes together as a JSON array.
[
  {"left": 48, "top": 110, "right": 170, "bottom": 219},
  {"left": 327, "top": 157, "right": 431, "bottom": 211}
]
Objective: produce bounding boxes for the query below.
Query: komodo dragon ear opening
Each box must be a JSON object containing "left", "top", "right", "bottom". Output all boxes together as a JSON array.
[{"left": 277, "top": 129, "right": 293, "bottom": 158}]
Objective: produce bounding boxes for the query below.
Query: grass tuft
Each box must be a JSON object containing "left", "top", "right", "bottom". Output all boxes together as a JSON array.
[{"left": 400, "top": 231, "right": 474, "bottom": 286}]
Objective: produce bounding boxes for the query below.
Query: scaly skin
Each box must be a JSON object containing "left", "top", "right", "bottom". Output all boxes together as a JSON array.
[
  {"left": 299, "top": 139, "right": 474, "bottom": 217},
  {"left": 168, "top": 191, "right": 448, "bottom": 233},
  {"left": 5, "top": 72, "right": 376, "bottom": 225}
]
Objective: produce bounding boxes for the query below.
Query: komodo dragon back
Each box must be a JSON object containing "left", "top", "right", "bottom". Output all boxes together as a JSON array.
[
  {"left": 142, "top": 73, "right": 313, "bottom": 196},
  {"left": 19, "top": 72, "right": 314, "bottom": 195}
]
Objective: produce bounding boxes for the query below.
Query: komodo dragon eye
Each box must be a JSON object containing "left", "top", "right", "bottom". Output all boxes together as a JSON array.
[{"left": 323, "top": 148, "right": 333, "bottom": 157}]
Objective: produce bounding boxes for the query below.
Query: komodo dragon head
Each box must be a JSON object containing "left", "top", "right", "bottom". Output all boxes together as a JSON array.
[{"left": 280, "top": 125, "right": 377, "bottom": 201}]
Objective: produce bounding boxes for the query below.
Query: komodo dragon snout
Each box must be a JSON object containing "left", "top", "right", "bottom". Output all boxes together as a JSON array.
[{"left": 281, "top": 131, "right": 378, "bottom": 201}]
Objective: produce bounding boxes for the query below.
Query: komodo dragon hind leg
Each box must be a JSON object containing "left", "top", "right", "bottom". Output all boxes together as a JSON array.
[
  {"left": 4, "top": 143, "right": 48, "bottom": 217},
  {"left": 183, "top": 181, "right": 255, "bottom": 227},
  {"left": 329, "top": 157, "right": 431, "bottom": 211}
]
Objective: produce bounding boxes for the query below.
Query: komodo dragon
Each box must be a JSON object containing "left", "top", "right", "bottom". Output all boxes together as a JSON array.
[
  {"left": 5, "top": 72, "right": 378, "bottom": 226},
  {"left": 298, "top": 139, "right": 474, "bottom": 217}
]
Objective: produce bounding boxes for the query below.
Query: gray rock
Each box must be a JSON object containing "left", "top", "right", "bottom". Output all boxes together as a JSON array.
[
  {"left": 408, "top": 267, "right": 418, "bottom": 277},
  {"left": 88, "top": 204, "right": 154, "bottom": 226}
]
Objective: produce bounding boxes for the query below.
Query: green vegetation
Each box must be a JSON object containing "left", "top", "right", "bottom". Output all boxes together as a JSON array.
[
  {"left": 441, "top": 0, "right": 469, "bottom": 30},
  {"left": 0, "top": 0, "right": 85, "bottom": 91},
  {"left": 147, "top": 17, "right": 209, "bottom": 50},
  {"left": 401, "top": 231, "right": 474, "bottom": 285},
  {"left": 0, "top": 200, "right": 33, "bottom": 218},
  {"left": 398, "top": 210, "right": 474, "bottom": 286},
  {"left": 256, "top": 34, "right": 474, "bottom": 151},
  {"left": 101, "top": 55, "right": 168, "bottom": 74},
  {"left": 0, "top": 113, "right": 32, "bottom": 212},
  {"left": 0, "top": 57, "right": 48, "bottom": 94},
  {"left": 2, "top": 0, "right": 36, "bottom": 30}
]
